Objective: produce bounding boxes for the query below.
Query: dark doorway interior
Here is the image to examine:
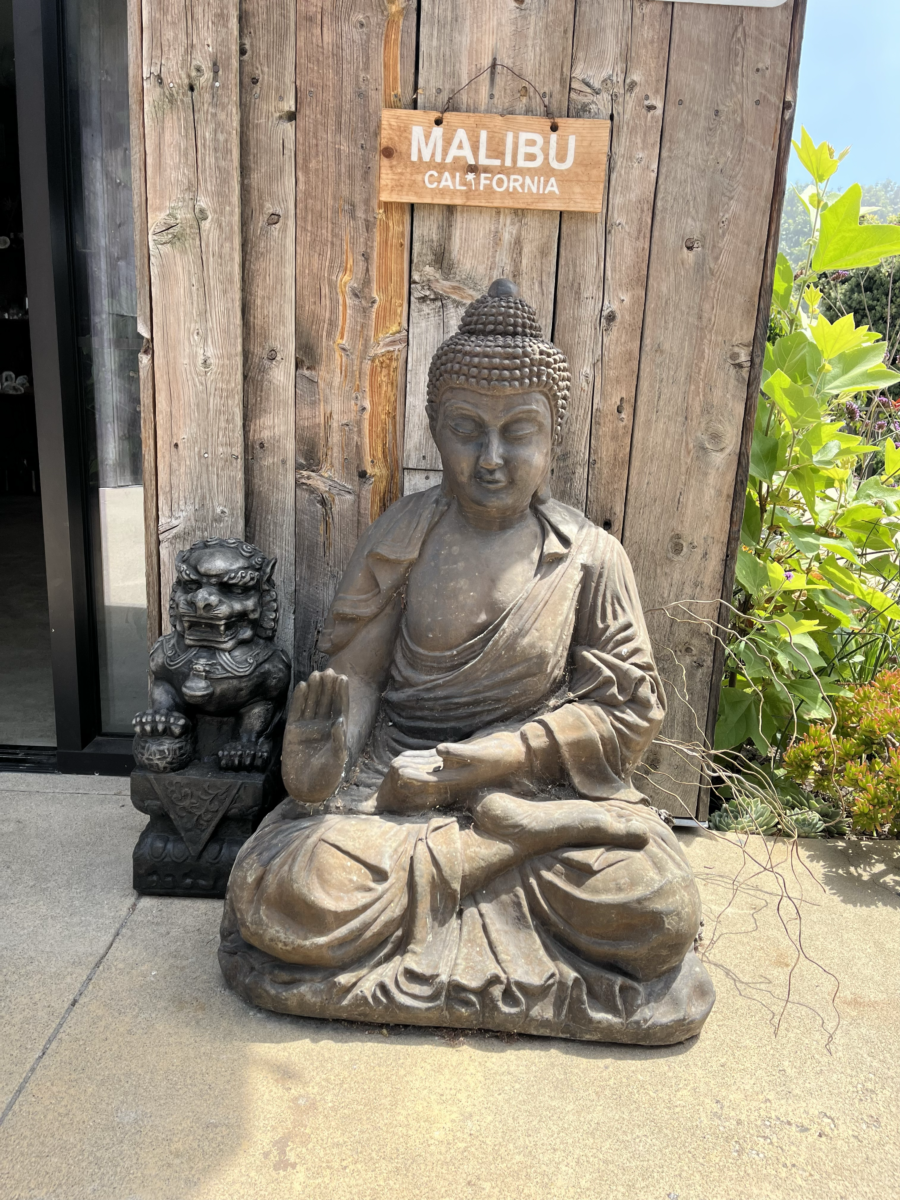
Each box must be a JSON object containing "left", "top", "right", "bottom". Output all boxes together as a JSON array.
[{"left": 0, "top": 0, "right": 55, "bottom": 749}]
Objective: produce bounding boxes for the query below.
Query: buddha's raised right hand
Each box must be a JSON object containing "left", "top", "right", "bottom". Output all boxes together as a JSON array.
[{"left": 281, "top": 669, "right": 350, "bottom": 804}]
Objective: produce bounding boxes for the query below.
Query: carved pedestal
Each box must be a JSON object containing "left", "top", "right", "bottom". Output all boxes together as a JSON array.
[{"left": 131, "top": 760, "right": 281, "bottom": 897}]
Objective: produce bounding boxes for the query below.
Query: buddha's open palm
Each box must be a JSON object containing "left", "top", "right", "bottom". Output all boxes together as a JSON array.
[{"left": 282, "top": 669, "right": 350, "bottom": 803}]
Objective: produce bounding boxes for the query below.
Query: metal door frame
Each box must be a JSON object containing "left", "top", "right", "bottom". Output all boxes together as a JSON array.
[{"left": 9, "top": 0, "right": 133, "bottom": 774}]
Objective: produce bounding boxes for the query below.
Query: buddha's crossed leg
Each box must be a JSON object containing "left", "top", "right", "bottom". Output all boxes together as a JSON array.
[{"left": 459, "top": 790, "right": 649, "bottom": 898}]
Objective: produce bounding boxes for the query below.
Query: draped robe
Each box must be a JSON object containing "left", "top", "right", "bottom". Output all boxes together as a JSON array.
[{"left": 219, "top": 488, "right": 715, "bottom": 1044}]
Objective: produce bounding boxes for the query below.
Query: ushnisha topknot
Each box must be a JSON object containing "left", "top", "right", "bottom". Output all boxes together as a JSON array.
[{"left": 426, "top": 278, "right": 571, "bottom": 445}]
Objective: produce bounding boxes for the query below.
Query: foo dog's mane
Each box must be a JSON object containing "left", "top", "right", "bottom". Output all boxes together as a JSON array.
[{"left": 169, "top": 538, "right": 279, "bottom": 639}]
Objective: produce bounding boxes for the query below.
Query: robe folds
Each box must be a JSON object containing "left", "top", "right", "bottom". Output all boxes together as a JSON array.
[{"left": 219, "top": 487, "right": 715, "bottom": 1044}]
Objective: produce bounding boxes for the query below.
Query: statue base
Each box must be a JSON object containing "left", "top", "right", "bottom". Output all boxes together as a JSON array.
[{"left": 131, "top": 761, "right": 281, "bottom": 898}]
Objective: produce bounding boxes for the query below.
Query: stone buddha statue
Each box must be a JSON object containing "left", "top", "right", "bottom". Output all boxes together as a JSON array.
[{"left": 219, "top": 279, "right": 715, "bottom": 1044}]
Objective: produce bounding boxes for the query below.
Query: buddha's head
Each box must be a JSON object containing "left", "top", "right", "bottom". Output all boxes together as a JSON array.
[
  {"left": 426, "top": 279, "right": 570, "bottom": 518},
  {"left": 169, "top": 539, "right": 278, "bottom": 650}
]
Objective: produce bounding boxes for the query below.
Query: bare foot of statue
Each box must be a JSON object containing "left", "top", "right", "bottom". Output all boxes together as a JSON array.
[
  {"left": 456, "top": 791, "right": 649, "bottom": 897},
  {"left": 472, "top": 791, "right": 649, "bottom": 851}
]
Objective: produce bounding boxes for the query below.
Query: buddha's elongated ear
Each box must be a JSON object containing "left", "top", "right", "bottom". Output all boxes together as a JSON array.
[{"left": 534, "top": 463, "right": 553, "bottom": 503}]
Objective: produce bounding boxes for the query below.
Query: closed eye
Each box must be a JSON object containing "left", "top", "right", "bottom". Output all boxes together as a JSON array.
[
  {"left": 448, "top": 418, "right": 482, "bottom": 437},
  {"left": 503, "top": 420, "right": 541, "bottom": 440}
]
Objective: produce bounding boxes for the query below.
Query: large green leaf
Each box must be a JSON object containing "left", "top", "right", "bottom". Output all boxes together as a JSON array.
[
  {"left": 792, "top": 129, "right": 847, "bottom": 186},
  {"left": 812, "top": 184, "right": 900, "bottom": 271},
  {"left": 741, "top": 492, "right": 762, "bottom": 546},
  {"left": 715, "top": 687, "right": 758, "bottom": 751},
  {"left": 809, "top": 313, "right": 873, "bottom": 360},
  {"left": 822, "top": 343, "right": 900, "bottom": 394},
  {"left": 749, "top": 429, "right": 779, "bottom": 483},
  {"left": 772, "top": 252, "right": 794, "bottom": 313},
  {"left": 787, "top": 465, "right": 819, "bottom": 520},
  {"left": 884, "top": 439, "right": 900, "bottom": 483},
  {"left": 763, "top": 370, "right": 822, "bottom": 428},
  {"left": 812, "top": 588, "right": 856, "bottom": 629},
  {"left": 857, "top": 476, "right": 900, "bottom": 502},
  {"left": 818, "top": 556, "right": 900, "bottom": 622},
  {"left": 769, "top": 331, "right": 823, "bottom": 383},
  {"left": 736, "top": 548, "right": 770, "bottom": 596},
  {"left": 783, "top": 523, "right": 821, "bottom": 555},
  {"left": 785, "top": 677, "right": 834, "bottom": 721}
]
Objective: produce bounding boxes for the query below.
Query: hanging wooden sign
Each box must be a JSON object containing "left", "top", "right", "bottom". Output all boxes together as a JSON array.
[{"left": 378, "top": 111, "right": 610, "bottom": 213}]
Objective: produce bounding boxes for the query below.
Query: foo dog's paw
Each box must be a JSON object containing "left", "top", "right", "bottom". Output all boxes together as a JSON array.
[
  {"left": 218, "top": 739, "right": 271, "bottom": 772},
  {"left": 133, "top": 710, "right": 190, "bottom": 739},
  {"left": 132, "top": 711, "right": 194, "bottom": 773}
]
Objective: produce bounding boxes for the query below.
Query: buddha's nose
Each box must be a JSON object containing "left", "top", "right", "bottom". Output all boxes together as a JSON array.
[{"left": 478, "top": 429, "right": 503, "bottom": 470}]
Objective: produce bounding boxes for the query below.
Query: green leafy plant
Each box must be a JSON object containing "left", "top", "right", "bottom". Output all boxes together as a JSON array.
[
  {"left": 782, "top": 669, "right": 900, "bottom": 836},
  {"left": 716, "top": 131, "right": 900, "bottom": 758}
]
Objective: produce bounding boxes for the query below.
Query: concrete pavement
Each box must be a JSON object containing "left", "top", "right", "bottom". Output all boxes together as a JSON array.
[{"left": 0, "top": 774, "right": 898, "bottom": 1200}]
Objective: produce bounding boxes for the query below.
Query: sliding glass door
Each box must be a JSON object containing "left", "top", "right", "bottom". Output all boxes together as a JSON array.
[{"left": 8, "top": 0, "right": 146, "bottom": 772}]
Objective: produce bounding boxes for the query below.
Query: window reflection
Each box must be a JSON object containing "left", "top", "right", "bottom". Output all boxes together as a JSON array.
[{"left": 65, "top": 0, "right": 147, "bottom": 732}]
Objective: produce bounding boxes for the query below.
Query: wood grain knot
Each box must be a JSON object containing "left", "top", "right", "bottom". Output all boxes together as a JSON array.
[
  {"left": 684, "top": 236, "right": 702, "bottom": 252},
  {"left": 698, "top": 424, "right": 729, "bottom": 453},
  {"left": 266, "top": 212, "right": 281, "bottom": 225},
  {"left": 382, "top": 146, "right": 395, "bottom": 159},
  {"left": 151, "top": 215, "right": 179, "bottom": 245},
  {"left": 668, "top": 535, "right": 687, "bottom": 559}
]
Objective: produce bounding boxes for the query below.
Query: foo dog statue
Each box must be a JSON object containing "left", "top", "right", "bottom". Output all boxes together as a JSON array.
[{"left": 130, "top": 538, "right": 291, "bottom": 897}]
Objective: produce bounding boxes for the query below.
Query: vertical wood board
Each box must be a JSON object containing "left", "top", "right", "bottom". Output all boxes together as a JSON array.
[
  {"left": 141, "top": 0, "right": 244, "bottom": 603},
  {"left": 582, "top": 0, "right": 672, "bottom": 537},
  {"left": 622, "top": 0, "right": 795, "bottom": 815},
  {"left": 402, "top": 0, "right": 576, "bottom": 478},
  {"left": 699, "top": 0, "right": 807, "bottom": 820},
  {"left": 548, "top": 0, "right": 629, "bottom": 512},
  {"left": 294, "top": 0, "right": 415, "bottom": 675},
  {"left": 240, "top": 0, "right": 297, "bottom": 662}
]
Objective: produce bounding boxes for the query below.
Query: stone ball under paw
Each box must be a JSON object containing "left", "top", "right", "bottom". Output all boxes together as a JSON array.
[{"left": 133, "top": 732, "right": 196, "bottom": 773}]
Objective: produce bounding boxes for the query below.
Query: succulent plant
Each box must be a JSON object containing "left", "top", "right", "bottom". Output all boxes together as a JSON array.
[
  {"left": 709, "top": 798, "right": 780, "bottom": 835},
  {"left": 783, "top": 809, "right": 825, "bottom": 838}
]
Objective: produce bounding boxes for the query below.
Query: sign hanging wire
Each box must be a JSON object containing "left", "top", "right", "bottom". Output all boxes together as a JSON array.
[{"left": 437, "top": 58, "right": 558, "bottom": 131}]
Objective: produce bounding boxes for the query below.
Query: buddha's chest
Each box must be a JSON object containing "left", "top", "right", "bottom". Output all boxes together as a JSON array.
[{"left": 404, "top": 520, "right": 542, "bottom": 651}]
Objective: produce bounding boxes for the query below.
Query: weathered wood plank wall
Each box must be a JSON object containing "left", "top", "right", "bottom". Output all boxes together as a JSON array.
[
  {"left": 293, "top": 0, "right": 415, "bottom": 676},
  {"left": 239, "top": 0, "right": 297, "bottom": 660},
  {"left": 133, "top": 0, "right": 804, "bottom": 817},
  {"left": 403, "top": 0, "right": 574, "bottom": 498},
  {"left": 700, "top": 0, "right": 808, "bottom": 820},
  {"left": 140, "top": 0, "right": 244, "bottom": 605},
  {"left": 622, "top": 1, "right": 796, "bottom": 813}
]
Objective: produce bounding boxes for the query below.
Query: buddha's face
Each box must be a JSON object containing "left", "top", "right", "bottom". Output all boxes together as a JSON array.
[{"left": 432, "top": 387, "right": 553, "bottom": 520}]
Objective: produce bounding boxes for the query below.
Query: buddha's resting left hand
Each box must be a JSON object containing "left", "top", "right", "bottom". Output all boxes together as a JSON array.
[
  {"left": 436, "top": 732, "right": 528, "bottom": 790},
  {"left": 375, "top": 732, "right": 528, "bottom": 813}
]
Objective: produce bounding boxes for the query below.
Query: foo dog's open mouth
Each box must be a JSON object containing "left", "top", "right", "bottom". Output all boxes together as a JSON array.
[{"left": 182, "top": 617, "right": 242, "bottom": 646}]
